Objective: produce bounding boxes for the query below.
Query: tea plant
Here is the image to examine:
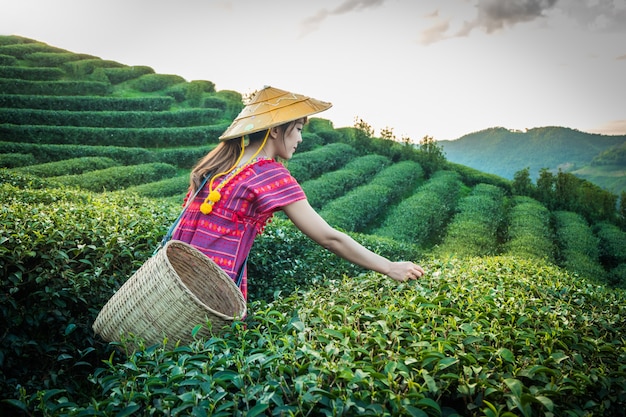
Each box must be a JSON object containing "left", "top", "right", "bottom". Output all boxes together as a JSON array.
[
  {"left": 434, "top": 183, "right": 506, "bottom": 257},
  {"left": 503, "top": 196, "right": 555, "bottom": 262},
  {"left": 375, "top": 170, "right": 462, "bottom": 246}
]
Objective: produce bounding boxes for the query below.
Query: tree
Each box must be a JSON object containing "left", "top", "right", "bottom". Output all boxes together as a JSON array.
[
  {"left": 535, "top": 168, "right": 554, "bottom": 208},
  {"left": 512, "top": 167, "right": 534, "bottom": 197},
  {"left": 418, "top": 135, "right": 446, "bottom": 177},
  {"left": 379, "top": 126, "right": 396, "bottom": 141},
  {"left": 353, "top": 117, "right": 374, "bottom": 138}
]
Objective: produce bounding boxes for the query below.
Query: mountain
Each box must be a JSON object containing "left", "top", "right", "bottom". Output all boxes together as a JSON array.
[{"left": 439, "top": 126, "right": 626, "bottom": 194}]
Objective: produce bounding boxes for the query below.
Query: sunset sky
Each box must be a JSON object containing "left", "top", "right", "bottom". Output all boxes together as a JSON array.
[{"left": 2, "top": 0, "right": 625, "bottom": 141}]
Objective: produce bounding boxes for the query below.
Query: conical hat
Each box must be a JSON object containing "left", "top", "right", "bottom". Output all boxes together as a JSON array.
[{"left": 219, "top": 86, "right": 332, "bottom": 140}]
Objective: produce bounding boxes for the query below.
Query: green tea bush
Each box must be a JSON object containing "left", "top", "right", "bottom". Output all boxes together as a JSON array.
[
  {"left": 0, "top": 94, "right": 175, "bottom": 111},
  {"left": 435, "top": 183, "right": 506, "bottom": 257},
  {"left": 12, "top": 256, "right": 625, "bottom": 416},
  {"left": 102, "top": 65, "right": 155, "bottom": 84},
  {"left": 13, "top": 156, "right": 119, "bottom": 177},
  {"left": 297, "top": 132, "right": 324, "bottom": 153},
  {"left": 24, "top": 52, "right": 98, "bottom": 67},
  {"left": 594, "top": 221, "right": 626, "bottom": 287},
  {"left": 1, "top": 108, "right": 222, "bottom": 128},
  {"left": 446, "top": 161, "right": 512, "bottom": 193},
  {"left": 0, "top": 141, "right": 156, "bottom": 165},
  {"left": 130, "top": 73, "right": 186, "bottom": 92},
  {"left": 0, "top": 66, "right": 64, "bottom": 81},
  {"left": 376, "top": 170, "right": 462, "bottom": 247},
  {"left": 553, "top": 210, "right": 605, "bottom": 281},
  {"left": 288, "top": 142, "right": 357, "bottom": 182},
  {"left": 0, "top": 54, "right": 18, "bottom": 66},
  {"left": 320, "top": 161, "right": 424, "bottom": 233},
  {"left": 0, "top": 78, "right": 111, "bottom": 95},
  {"left": 0, "top": 178, "right": 179, "bottom": 407},
  {"left": 0, "top": 153, "right": 35, "bottom": 168},
  {"left": 248, "top": 218, "right": 420, "bottom": 302},
  {"left": 0, "top": 42, "right": 66, "bottom": 59},
  {"left": 62, "top": 59, "right": 125, "bottom": 78},
  {"left": 123, "top": 174, "right": 190, "bottom": 198},
  {"left": 54, "top": 162, "right": 178, "bottom": 192},
  {"left": 0, "top": 123, "right": 229, "bottom": 148},
  {"left": 153, "top": 145, "right": 215, "bottom": 169},
  {"left": 503, "top": 196, "right": 556, "bottom": 262},
  {"left": 301, "top": 154, "right": 391, "bottom": 210}
]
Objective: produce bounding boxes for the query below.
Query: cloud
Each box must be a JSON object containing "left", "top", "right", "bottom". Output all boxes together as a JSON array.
[
  {"left": 557, "top": 0, "right": 626, "bottom": 32},
  {"left": 587, "top": 119, "right": 626, "bottom": 135},
  {"left": 618, "top": 54, "right": 626, "bottom": 60},
  {"left": 300, "top": 0, "right": 385, "bottom": 36},
  {"left": 457, "top": 0, "right": 558, "bottom": 36}
]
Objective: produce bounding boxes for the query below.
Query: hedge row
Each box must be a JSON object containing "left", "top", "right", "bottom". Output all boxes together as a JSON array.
[
  {"left": 0, "top": 177, "right": 179, "bottom": 403},
  {"left": 0, "top": 65, "right": 64, "bottom": 81},
  {"left": 0, "top": 141, "right": 154, "bottom": 165},
  {"left": 13, "top": 156, "right": 120, "bottom": 177},
  {"left": 435, "top": 183, "right": 506, "bottom": 258},
  {"left": 248, "top": 218, "right": 420, "bottom": 302},
  {"left": 0, "top": 152, "right": 35, "bottom": 168},
  {"left": 0, "top": 42, "right": 67, "bottom": 59},
  {"left": 0, "top": 123, "right": 229, "bottom": 148},
  {"left": 504, "top": 196, "right": 556, "bottom": 262},
  {"left": 123, "top": 174, "right": 190, "bottom": 199},
  {"left": 0, "top": 94, "right": 175, "bottom": 111},
  {"left": 22, "top": 51, "right": 99, "bottom": 67},
  {"left": 553, "top": 210, "right": 606, "bottom": 281},
  {"left": 288, "top": 142, "right": 358, "bottom": 182},
  {"left": 130, "top": 73, "right": 186, "bottom": 92},
  {"left": 0, "top": 78, "right": 111, "bottom": 96},
  {"left": 446, "top": 161, "right": 512, "bottom": 193},
  {"left": 0, "top": 54, "right": 17, "bottom": 66},
  {"left": 594, "top": 221, "right": 626, "bottom": 287},
  {"left": 0, "top": 108, "right": 223, "bottom": 128},
  {"left": 54, "top": 162, "right": 178, "bottom": 192},
  {"left": 319, "top": 161, "right": 424, "bottom": 233},
  {"left": 375, "top": 170, "right": 462, "bottom": 247},
  {"left": 301, "top": 154, "right": 391, "bottom": 210}
]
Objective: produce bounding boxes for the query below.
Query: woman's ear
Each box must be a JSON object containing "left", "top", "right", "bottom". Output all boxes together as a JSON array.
[{"left": 269, "top": 126, "right": 281, "bottom": 139}]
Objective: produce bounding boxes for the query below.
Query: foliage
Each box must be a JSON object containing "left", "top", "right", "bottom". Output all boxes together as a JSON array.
[
  {"left": 553, "top": 211, "right": 606, "bottom": 282},
  {"left": 301, "top": 154, "right": 391, "bottom": 210},
  {"left": 13, "top": 156, "right": 119, "bottom": 177},
  {"left": 0, "top": 123, "right": 229, "bottom": 148},
  {"left": 503, "top": 196, "right": 556, "bottom": 262},
  {"left": 54, "top": 162, "right": 178, "bottom": 192},
  {"left": 445, "top": 162, "right": 512, "bottom": 193},
  {"left": 129, "top": 73, "right": 186, "bottom": 92},
  {"left": 0, "top": 94, "right": 175, "bottom": 111},
  {"left": 0, "top": 178, "right": 179, "bottom": 406},
  {"left": 287, "top": 142, "right": 358, "bottom": 182},
  {"left": 0, "top": 152, "right": 36, "bottom": 168},
  {"left": 376, "top": 170, "right": 461, "bottom": 247},
  {"left": 9, "top": 256, "right": 626, "bottom": 416},
  {"left": 0, "top": 78, "right": 111, "bottom": 96},
  {"left": 320, "top": 161, "right": 424, "bottom": 233},
  {"left": 418, "top": 135, "right": 447, "bottom": 177},
  {"left": 435, "top": 183, "right": 506, "bottom": 258}
]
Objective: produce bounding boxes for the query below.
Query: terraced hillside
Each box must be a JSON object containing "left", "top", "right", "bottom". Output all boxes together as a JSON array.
[{"left": 2, "top": 35, "right": 626, "bottom": 416}]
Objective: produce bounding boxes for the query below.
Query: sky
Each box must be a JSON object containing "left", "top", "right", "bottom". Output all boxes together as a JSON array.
[{"left": 2, "top": 0, "right": 625, "bottom": 141}]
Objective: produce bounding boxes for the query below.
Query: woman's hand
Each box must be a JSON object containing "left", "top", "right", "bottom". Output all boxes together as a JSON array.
[{"left": 386, "top": 261, "right": 425, "bottom": 282}]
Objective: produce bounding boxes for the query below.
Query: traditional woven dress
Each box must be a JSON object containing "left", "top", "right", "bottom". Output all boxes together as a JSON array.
[{"left": 172, "top": 157, "right": 305, "bottom": 300}]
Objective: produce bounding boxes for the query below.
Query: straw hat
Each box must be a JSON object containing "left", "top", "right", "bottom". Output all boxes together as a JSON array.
[{"left": 219, "top": 86, "right": 332, "bottom": 140}]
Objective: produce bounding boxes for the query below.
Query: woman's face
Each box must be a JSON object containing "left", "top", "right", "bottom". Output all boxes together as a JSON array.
[{"left": 275, "top": 120, "right": 304, "bottom": 160}]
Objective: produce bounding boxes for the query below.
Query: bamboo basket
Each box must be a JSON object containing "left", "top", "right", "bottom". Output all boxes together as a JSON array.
[{"left": 93, "top": 240, "right": 246, "bottom": 347}]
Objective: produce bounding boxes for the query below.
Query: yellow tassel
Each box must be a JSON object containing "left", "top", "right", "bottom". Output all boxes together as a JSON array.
[
  {"left": 208, "top": 190, "right": 221, "bottom": 202},
  {"left": 200, "top": 202, "right": 213, "bottom": 215}
]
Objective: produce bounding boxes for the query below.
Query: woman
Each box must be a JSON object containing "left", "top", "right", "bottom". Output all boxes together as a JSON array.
[{"left": 172, "top": 86, "right": 424, "bottom": 300}]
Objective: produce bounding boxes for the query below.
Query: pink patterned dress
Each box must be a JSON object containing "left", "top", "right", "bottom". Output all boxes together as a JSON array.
[{"left": 172, "top": 158, "right": 306, "bottom": 300}]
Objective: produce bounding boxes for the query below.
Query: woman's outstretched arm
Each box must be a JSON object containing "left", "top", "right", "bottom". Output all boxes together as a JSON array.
[{"left": 282, "top": 199, "right": 424, "bottom": 282}]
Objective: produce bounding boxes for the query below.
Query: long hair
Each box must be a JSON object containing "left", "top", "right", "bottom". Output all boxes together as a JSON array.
[{"left": 189, "top": 118, "right": 306, "bottom": 194}]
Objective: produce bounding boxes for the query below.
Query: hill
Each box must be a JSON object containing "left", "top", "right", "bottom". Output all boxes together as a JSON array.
[{"left": 439, "top": 126, "right": 626, "bottom": 194}]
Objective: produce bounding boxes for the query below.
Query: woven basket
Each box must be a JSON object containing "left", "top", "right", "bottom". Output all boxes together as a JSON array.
[{"left": 93, "top": 240, "right": 246, "bottom": 347}]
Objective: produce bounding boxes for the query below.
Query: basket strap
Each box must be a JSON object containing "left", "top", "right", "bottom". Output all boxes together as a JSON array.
[
  {"left": 154, "top": 175, "right": 211, "bottom": 255},
  {"left": 236, "top": 254, "right": 249, "bottom": 288}
]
